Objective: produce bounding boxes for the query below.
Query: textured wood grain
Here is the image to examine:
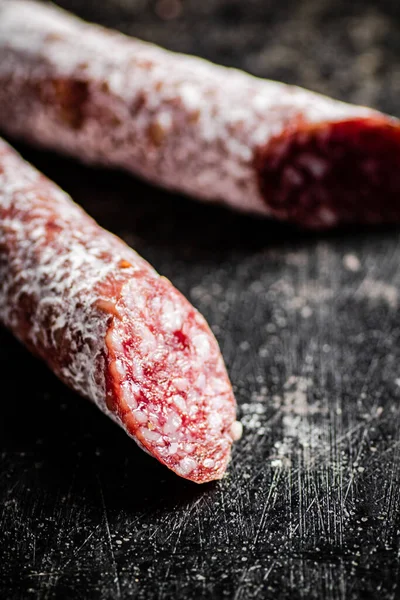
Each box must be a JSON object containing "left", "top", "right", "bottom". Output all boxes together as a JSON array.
[{"left": 1, "top": 0, "right": 400, "bottom": 599}]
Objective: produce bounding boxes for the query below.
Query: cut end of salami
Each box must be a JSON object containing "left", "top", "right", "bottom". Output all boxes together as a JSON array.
[
  {"left": 256, "top": 116, "right": 400, "bottom": 228},
  {"left": 103, "top": 272, "right": 238, "bottom": 484}
]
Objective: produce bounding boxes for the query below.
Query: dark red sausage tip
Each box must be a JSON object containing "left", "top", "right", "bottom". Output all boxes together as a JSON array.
[{"left": 256, "top": 116, "right": 400, "bottom": 228}]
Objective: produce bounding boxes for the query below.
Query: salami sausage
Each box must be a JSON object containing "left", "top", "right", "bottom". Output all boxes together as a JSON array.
[
  {"left": 0, "top": 138, "right": 240, "bottom": 483},
  {"left": 0, "top": 1, "right": 400, "bottom": 228}
]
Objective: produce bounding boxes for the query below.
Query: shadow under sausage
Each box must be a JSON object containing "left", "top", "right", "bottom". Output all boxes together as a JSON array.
[
  {"left": 0, "top": 328, "right": 210, "bottom": 516},
  {"left": 13, "top": 141, "right": 400, "bottom": 264}
]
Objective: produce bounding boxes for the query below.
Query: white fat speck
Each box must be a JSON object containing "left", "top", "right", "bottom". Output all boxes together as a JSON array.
[
  {"left": 121, "top": 380, "right": 138, "bottom": 410},
  {"left": 203, "top": 458, "right": 215, "bottom": 469},
  {"left": 210, "top": 395, "right": 226, "bottom": 411},
  {"left": 30, "top": 225, "right": 46, "bottom": 240},
  {"left": 157, "top": 446, "right": 170, "bottom": 457},
  {"left": 176, "top": 456, "right": 197, "bottom": 476},
  {"left": 109, "top": 330, "right": 124, "bottom": 353},
  {"left": 174, "top": 377, "right": 188, "bottom": 391},
  {"left": 189, "top": 403, "right": 199, "bottom": 416},
  {"left": 122, "top": 286, "right": 143, "bottom": 311},
  {"left": 131, "top": 357, "right": 143, "bottom": 380},
  {"left": 208, "top": 412, "right": 223, "bottom": 431},
  {"left": 138, "top": 325, "right": 158, "bottom": 353},
  {"left": 210, "top": 376, "right": 229, "bottom": 393},
  {"left": 134, "top": 292, "right": 146, "bottom": 311},
  {"left": 195, "top": 372, "right": 206, "bottom": 390},
  {"left": 160, "top": 299, "right": 183, "bottom": 331},
  {"left": 151, "top": 296, "right": 161, "bottom": 311},
  {"left": 163, "top": 411, "right": 182, "bottom": 435},
  {"left": 133, "top": 410, "right": 148, "bottom": 424},
  {"left": 171, "top": 394, "right": 187, "bottom": 412},
  {"left": 168, "top": 442, "right": 179, "bottom": 454},
  {"left": 115, "top": 359, "right": 127, "bottom": 378},
  {"left": 192, "top": 333, "right": 210, "bottom": 359},
  {"left": 140, "top": 427, "right": 163, "bottom": 443}
]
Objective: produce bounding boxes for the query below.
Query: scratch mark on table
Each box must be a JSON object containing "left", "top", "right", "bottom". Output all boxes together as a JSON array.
[{"left": 98, "top": 475, "right": 121, "bottom": 599}]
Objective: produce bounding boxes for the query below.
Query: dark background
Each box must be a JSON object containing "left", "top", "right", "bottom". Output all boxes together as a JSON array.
[{"left": 2, "top": 0, "right": 400, "bottom": 598}]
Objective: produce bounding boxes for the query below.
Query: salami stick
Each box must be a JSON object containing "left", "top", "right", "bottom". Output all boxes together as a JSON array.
[
  {"left": 1, "top": 2, "right": 400, "bottom": 228},
  {"left": 0, "top": 138, "right": 240, "bottom": 483}
]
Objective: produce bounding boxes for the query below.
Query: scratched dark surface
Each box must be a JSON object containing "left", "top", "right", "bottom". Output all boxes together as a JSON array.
[{"left": 2, "top": 0, "right": 400, "bottom": 598}]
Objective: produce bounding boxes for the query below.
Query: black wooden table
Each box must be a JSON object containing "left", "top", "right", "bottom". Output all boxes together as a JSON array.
[{"left": 2, "top": 1, "right": 400, "bottom": 598}]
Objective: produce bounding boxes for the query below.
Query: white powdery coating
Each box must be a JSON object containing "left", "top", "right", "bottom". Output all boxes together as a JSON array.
[
  {"left": 0, "top": 137, "right": 148, "bottom": 417},
  {"left": 0, "top": 0, "right": 378, "bottom": 216}
]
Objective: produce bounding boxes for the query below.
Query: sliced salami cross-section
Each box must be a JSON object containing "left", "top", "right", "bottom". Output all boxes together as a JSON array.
[
  {"left": 0, "top": 138, "right": 240, "bottom": 483},
  {"left": 1, "top": 0, "right": 400, "bottom": 228}
]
